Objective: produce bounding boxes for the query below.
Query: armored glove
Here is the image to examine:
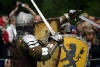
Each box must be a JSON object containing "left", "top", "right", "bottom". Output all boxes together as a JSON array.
[
  {"left": 68, "top": 10, "right": 81, "bottom": 19},
  {"left": 48, "top": 33, "right": 64, "bottom": 44}
]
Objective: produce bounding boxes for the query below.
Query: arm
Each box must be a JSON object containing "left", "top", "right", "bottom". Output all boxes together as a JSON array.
[
  {"left": 4, "top": 59, "right": 11, "bottom": 67},
  {"left": 22, "top": 33, "right": 64, "bottom": 61},
  {"left": 9, "top": 7, "right": 19, "bottom": 17},
  {"left": 59, "top": 10, "right": 81, "bottom": 24},
  {"left": 24, "top": 4, "right": 36, "bottom": 17},
  {"left": 9, "top": 1, "right": 20, "bottom": 17}
]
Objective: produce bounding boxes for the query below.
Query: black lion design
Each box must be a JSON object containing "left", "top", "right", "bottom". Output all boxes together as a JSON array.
[{"left": 60, "top": 43, "right": 85, "bottom": 67}]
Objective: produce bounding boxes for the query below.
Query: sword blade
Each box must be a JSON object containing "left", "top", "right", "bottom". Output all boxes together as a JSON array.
[
  {"left": 88, "top": 58, "right": 100, "bottom": 61},
  {"left": 31, "top": 0, "right": 55, "bottom": 35},
  {"left": 79, "top": 15, "right": 100, "bottom": 28}
]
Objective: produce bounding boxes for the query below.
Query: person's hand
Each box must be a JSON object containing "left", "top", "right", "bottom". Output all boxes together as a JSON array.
[
  {"left": 4, "top": 59, "right": 11, "bottom": 67},
  {"left": 48, "top": 33, "right": 64, "bottom": 44},
  {"left": 1, "top": 27, "right": 5, "bottom": 33},
  {"left": 24, "top": 3, "right": 29, "bottom": 9},
  {"left": 0, "top": 27, "right": 5, "bottom": 34},
  {"left": 16, "top": 1, "right": 21, "bottom": 7}
]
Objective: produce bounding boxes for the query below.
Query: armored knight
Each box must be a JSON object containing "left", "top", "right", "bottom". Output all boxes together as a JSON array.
[
  {"left": 7, "top": 9, "right": 81, "bottom": 67},
  {"left": 8, "top": 12, "right": 64, "bottom": 67}
]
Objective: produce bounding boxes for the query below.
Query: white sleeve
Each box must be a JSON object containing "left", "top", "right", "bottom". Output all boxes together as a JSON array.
[{"left": 6, "top": 27, "right": 13, "bottom": 42}]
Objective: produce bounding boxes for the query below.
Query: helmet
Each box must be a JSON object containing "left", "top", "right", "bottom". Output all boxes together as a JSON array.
[
  {"left": 61, "top": 22, "right": 71, "bottom": 33},
  {"left": 16, "top": 12, "right": 35, "bottom": 35},
  {"left": 16, "top": 12, "right": 34, "bottom": 26}
]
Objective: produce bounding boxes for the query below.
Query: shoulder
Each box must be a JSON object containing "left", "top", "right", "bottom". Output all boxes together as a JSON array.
[{"left": 6, "top": 25, "right": 12, "bottom": 31}]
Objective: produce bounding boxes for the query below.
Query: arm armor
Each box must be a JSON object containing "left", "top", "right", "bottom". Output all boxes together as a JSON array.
[{"left": 22, "top": 34, "right": 64, "bottom": 61}]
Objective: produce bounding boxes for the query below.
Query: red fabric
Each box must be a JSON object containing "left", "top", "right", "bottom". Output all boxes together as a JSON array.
[
  {"left": 0, "top": 18, "right": 9, "bottom": 44},
  {"left": 71, "top": 29, "right": 76, "bottom": 34},
  {"left": 0, "top": 18, "right": 4, "bottom": 26},
  {"left": 71, "top": 31, "right": 76, "bottom": 34},
  {"left": 2, "top": 30, "right": 9, "bottom": 45}
]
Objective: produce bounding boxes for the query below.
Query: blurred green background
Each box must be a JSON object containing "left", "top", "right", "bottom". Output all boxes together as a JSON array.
[{"left": 0, "top": 0, "right": 100, "bottom": 24}]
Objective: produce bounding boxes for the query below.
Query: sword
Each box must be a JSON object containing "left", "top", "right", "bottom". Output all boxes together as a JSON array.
[
  {"left": 31, "top": 0, "right": 55, "bottom": 36},
  {"left": 88, "top": 58, "right": 100, "bottom": 61},
  {"left": 68, "top": 10, "right": 100, "bottom": 28},
  {"left": 79, "top": 15, "right": 100, "bottom": 28}
]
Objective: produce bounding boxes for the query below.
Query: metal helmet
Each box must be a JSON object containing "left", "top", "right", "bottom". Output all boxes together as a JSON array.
[
  {"left": 61, "top": 22, "right": 71, "bottom": 33},
  {"left": 16, "top": 12, "right": 34, "bottom": 26},
  {"left": 16, "top": 12, "right": 35, "bottom": 35}
]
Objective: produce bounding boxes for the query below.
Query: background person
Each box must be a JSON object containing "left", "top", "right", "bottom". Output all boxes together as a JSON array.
[
  {"left": 0, "top": 17, "right": 9, "bottom": 67},
  {"left": 84, "top": 29, "right": 100, "bottom": 67}
]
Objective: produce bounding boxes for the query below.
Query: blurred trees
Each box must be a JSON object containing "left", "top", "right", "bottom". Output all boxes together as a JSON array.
[{"left": 0, "top": 0, "right": 100, "bottom": 19}]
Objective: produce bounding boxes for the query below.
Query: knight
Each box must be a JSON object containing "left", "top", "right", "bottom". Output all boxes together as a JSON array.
[
  {"left": 7, "top": 11, "right": 64, "bottom": 67},
  {"left": 4, "top": 2, "right": 81, "bottom": 65}
]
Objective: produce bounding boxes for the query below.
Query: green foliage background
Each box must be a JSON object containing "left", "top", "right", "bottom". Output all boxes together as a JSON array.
[{"left": 0, "top": 0, "right": 100, "bottom": 24}]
